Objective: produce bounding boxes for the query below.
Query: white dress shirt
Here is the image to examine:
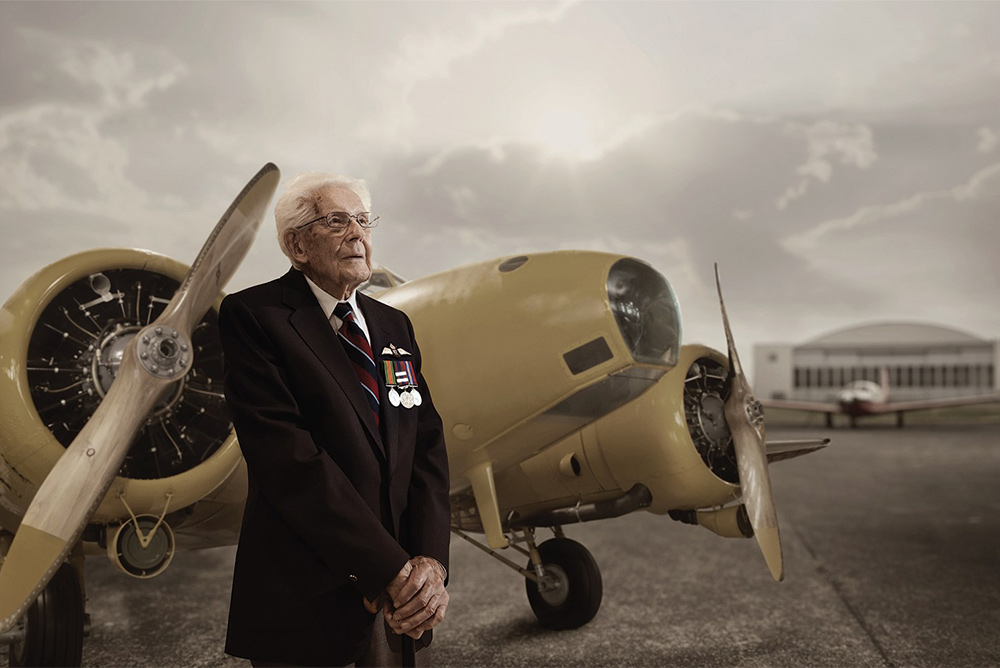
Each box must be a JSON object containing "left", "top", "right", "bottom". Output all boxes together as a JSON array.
[{"left": 303, "top": 274, "right": 372, "bottom": 343}]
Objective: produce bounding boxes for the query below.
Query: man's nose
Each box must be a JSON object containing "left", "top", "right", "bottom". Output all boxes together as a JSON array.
[{"left": 344, "top": 216, "right": 365, "bottom": 240}]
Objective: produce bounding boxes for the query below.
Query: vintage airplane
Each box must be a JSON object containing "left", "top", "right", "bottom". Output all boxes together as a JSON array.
[
  {"left": 762, "top": 368, "right": 1000, "bottom": 428},
  {"left": 0, "top": 164, "right": 828, "bottom": 666}
]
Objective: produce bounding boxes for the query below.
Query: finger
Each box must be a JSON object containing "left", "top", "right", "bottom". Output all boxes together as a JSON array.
[
  {"left": 406, "top": 599, "right": 448, "bottom": 636},
  {"left": 386, "top": 561, "right": 413, "bottom": 601},
  {"left": 382, "top": 599, "right": 404, "bottom": 635},
  {"left": 393, "top": 566, "right": 430, "bottom": 608},
  {"left": 392, "top": 580, "right": 444, "bottom": 621},
  {"left": 395, "top": 591, "right": 446, "bottom": 631}
]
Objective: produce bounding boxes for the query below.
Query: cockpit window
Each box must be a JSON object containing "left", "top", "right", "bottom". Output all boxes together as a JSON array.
[
  {"left": 359, "top": 267, "right": 408, "bottom": 295},
  {"left": 366, "top": 273, "right": 392, "bottom": 289}
]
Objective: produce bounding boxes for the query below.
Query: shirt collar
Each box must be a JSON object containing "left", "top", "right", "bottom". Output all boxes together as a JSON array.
[{"left": 303, "top": 273, "right": 361, "bottom": 320}]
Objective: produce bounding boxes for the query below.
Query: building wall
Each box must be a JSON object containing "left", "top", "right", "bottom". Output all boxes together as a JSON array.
[
  {"left": 754, "top": 344, "right": 793, "bottom": 399},
  {"left": 753, "top": 324, "right": 998, "bottom": 402}
]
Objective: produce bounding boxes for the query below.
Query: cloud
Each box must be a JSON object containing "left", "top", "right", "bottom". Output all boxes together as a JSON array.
[
  {"left": 776, "top": 121, "right": 876, "bottom": 210},
  {"left": 385, "top": 2, "right": 573, "bottom": 91},
  {"left": 368, "top": 110, "right": 885, "bottom": 344},
  {"left": 977, "top": 127, "right": 999, "bottom": 153},
  {"left": 0, "top": 27, "right": 189, "bottom": 215},
  {"left": 778, "top": 159, "right": 1000, "bottom": 337},
  {"left": 372, "top": 2, "right": 575, "bottom": 141},
  {"left": 782, "top": 160, "right": 1000, "bottom": 252}
]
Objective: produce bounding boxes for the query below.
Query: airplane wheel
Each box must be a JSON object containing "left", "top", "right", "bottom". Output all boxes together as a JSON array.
[
  {"left": 8, "top": 562, "right": 84, "bottom": 667},
  {"left": 524, "top": 538, "right": 603, "bottom": 630}
]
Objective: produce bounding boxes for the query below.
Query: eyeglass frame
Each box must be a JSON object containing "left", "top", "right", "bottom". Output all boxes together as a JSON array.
[{"left": 294, "top": 211, "right": 380, "bottom": 232}]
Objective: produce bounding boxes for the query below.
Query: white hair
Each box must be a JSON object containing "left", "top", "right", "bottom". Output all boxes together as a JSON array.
[{"left": 274, "top": 172, "right": 373, "bottom": 261}]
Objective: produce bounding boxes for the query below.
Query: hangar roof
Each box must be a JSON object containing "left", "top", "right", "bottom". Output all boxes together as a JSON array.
[{"left": 806, "top": 322, "right": 987, "bottom": 347}]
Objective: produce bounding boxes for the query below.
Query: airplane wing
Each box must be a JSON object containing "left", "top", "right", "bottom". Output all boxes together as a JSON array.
[
  {"left": 761, "top": 398, "right": 840, "bottom": 414},
  {"left": 864, "top": 394, "right": 1000, "bottom": 414},
  {"left": 766, "top": 438, "right": 831, "bottom": 463}
]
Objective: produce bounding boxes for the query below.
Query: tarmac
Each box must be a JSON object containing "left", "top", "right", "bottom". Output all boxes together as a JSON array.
[{"left": 6, "top": 422, "right": 999, "bottom": 667}]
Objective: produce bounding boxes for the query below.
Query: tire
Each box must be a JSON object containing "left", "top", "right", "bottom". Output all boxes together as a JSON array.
[
  {"left": 9, "top": 562, "right": 84, "bottom": 667},
  {"left": 524, "top": 538, "right": 603, "bottom": 630}
]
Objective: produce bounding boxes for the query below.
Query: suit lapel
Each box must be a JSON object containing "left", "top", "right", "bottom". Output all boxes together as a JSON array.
[
  {"left": 359, "top": 293, "right": 399, "bottom": 476},
  {"left": 282, "top": 271, "right": 386, "bottom": 460}
]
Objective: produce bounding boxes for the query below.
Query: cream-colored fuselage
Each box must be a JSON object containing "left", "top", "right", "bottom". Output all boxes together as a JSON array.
[{"left": 0, "top": 249, "right": 738, "bottom": 564}]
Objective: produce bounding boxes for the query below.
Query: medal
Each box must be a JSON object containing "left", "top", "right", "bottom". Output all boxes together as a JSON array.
[
  {"left": 400, "top": 390, "right": 415, "bottom": 409},
  {"left": 381, "top": 352, "right": 419, "bottom": 409}
]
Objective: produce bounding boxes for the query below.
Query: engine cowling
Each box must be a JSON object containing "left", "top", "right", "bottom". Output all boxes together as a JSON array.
[
  {"left": 0, "top": 249, "right": 242, "bottom": 531},
  {"left": 452, "top": 344, "right": 740, "bottom": 532}
]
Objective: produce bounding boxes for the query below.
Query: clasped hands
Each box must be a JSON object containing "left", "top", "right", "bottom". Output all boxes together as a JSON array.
[{"left": 364, "top": 556, "right": 448, "bottom": 639}]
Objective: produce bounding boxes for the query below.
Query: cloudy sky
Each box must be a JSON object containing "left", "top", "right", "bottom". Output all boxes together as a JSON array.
[{"left": 1, "top": 1, "right": 998, "bottom": 371}]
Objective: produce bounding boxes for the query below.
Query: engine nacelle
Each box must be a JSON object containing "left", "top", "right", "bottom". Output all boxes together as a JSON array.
[
  {"left": 0, "top": 249, "right": 242, "bottom": 531},
  {"left": 451, "top": 344, "right": 742, "bottom": 533}
]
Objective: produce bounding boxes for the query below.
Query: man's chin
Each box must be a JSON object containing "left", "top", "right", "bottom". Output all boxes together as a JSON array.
[{"left": 349, "top": 268, "right": 373, "bottom": 288}]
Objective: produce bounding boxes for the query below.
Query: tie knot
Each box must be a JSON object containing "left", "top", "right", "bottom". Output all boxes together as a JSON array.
[{"left": 333, "top": 302, "right": 354, "bottom": 322}]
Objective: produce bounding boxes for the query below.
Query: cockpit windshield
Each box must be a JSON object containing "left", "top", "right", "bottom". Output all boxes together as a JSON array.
[{"left": 360, "top": 267, "right": 407, "bottom": 295}]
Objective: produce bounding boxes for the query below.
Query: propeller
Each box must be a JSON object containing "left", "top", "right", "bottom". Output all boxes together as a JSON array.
[
  {"left": 0, "top": 163, "right": 281, "bottom": 632},
  {"left": 714, "top": 264, "right": 784, "bottom": 582}
]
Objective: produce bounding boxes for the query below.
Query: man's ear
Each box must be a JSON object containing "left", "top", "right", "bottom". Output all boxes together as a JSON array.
[{"left": 285, "top": 229, "right": 308, "bottom": 263}]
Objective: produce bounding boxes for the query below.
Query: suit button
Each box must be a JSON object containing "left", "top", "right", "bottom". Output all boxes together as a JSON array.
[{"left": 349, "top": 574, "right": 359, "bottom": 583}]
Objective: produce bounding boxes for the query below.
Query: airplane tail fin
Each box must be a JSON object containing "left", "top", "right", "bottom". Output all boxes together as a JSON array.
[{"left": 880, "top": 366, "right": 890, "bottom": 401}]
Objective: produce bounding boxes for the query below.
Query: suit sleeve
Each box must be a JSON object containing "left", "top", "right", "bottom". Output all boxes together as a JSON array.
[
  {"left": 401, "top": 313, "right": 452, "bottom": 577},
  {"left": 219, "top": 293, "right": 409, "bottom": 600}
]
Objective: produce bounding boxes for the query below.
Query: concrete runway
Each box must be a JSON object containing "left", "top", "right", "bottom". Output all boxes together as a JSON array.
[{"left": 7, "top": 423, "right": 999, "bottom": 667}]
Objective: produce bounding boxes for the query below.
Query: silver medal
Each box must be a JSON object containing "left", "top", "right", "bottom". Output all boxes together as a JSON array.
[
  {"left": 400, "top": 390, "right": 415, "bottom": 409},
  {"left": 410, "top": 389, "right": 422, "bottom": 407},
  {"left": 388, "top": 388, "right": 401, "bottom": 407}
]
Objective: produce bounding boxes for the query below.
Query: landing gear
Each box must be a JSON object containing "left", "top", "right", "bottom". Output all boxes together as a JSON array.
[
  {"left": 8, "top": 562, "right": 84, "bottom": 667},
  {"left": 524, "top": 537, "right": 603, "bottom": 630},
  {"left": 451, "top": 527, "right": 604, "bottom": 630}
]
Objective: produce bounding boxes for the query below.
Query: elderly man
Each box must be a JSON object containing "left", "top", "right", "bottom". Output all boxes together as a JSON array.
[{"left": 220, "top": 173, "right": 451, "bottom": 667}]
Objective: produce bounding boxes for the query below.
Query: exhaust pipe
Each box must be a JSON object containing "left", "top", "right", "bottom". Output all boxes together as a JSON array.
[
  {"left": 669, "top": 504, "right": 754, "bottom": 539},
  {"left": 509, "top": 483, "right": 652, "bottom": 529}
]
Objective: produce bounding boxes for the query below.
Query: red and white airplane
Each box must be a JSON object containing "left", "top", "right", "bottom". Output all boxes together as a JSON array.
[{"left": 762, "top": 369, "right": 1000, "bottom": 428}]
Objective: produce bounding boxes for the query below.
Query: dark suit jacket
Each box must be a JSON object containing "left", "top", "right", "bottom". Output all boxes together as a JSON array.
[{"left": 220, "top": 268, "right": 450, "bottom": 667}]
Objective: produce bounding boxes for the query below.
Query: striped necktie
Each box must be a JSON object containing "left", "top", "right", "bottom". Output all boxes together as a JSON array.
[{"left": 333, "top": 302, "right": 380, "bottom": 426}]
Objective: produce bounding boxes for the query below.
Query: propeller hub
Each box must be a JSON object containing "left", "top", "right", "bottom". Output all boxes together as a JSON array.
[
  {"left": 136, "top": 325, "right": 191, "bottom": 379},
  {"left": 90, "top": 323, "right": 187, "bottom": 420},
  {"left": 744, "top": 396, "right": 765, "bottom": 429}
]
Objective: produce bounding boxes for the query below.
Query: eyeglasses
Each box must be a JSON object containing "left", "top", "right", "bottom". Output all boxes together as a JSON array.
[{"left": 295, "top": 211, "right": 380, "bottom": 232}]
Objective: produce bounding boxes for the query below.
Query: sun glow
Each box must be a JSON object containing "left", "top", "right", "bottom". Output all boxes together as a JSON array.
[{"left": 533, "top": 108, "right": 598, "bottom": 160}]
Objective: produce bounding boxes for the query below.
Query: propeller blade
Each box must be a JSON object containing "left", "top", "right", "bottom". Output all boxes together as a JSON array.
[
  {"left": 159, "top": 163, "right": 281, "bottom": 333},
  {"left": 714, "top": 264, "right": 784, "bottom": 582},
  {"left": 0, "top": 163, "right": 280, "bottom": 632}
]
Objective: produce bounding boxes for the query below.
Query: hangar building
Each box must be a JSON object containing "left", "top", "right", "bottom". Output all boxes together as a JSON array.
[{"left": 753, "top": 322, "right": 999, "bottom": 403}]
